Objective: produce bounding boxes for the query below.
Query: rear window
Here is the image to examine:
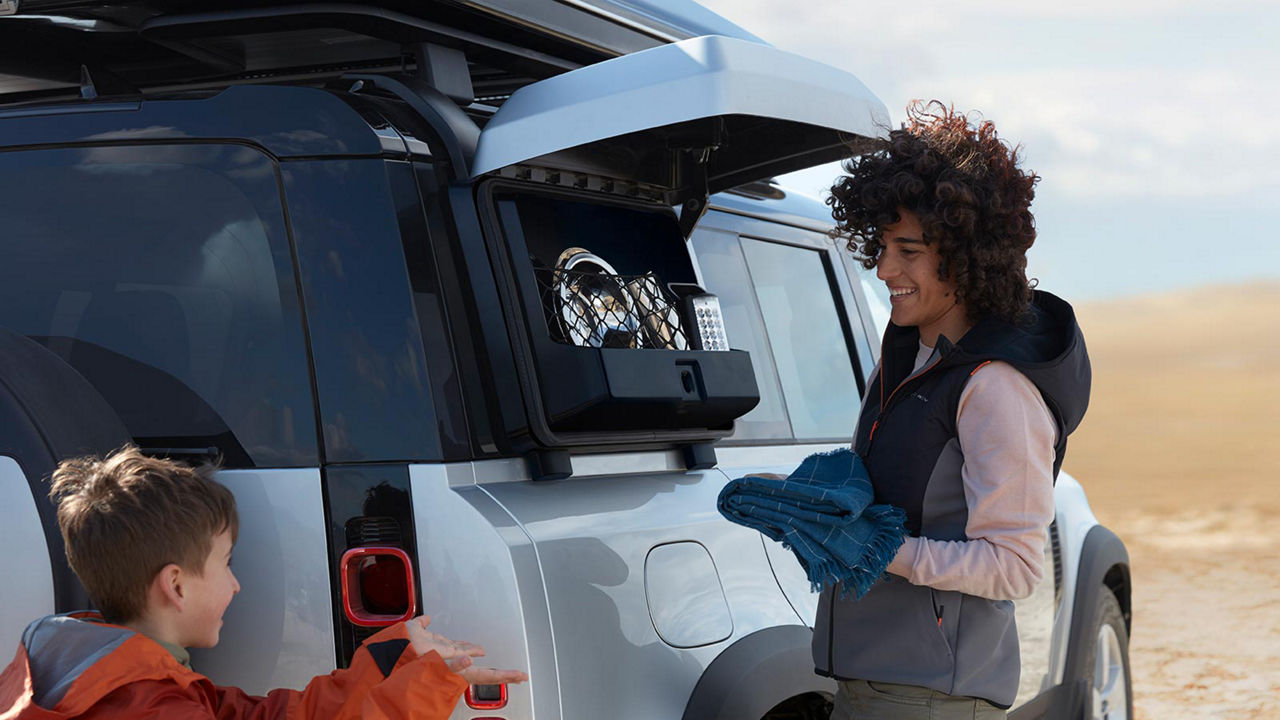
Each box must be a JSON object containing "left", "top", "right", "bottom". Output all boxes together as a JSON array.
[
  {"left": 0, "top": 144, "right": 317, "bottom": 467},
  {"left": 739, "top": 238, "right": 860, "bottom": 439},
  {"left": 692, "top": 229, "right": 861, "bottom": 442}
]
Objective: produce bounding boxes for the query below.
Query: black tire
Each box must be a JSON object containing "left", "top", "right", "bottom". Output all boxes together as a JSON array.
[{"left": 1080, "top": 588, "right": 1132, "bottom": 720}]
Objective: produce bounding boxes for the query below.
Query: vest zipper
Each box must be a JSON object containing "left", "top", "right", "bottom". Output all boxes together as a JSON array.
[
  {"left": 880, "top": 357, "right": 943, "bottom": 413},
  {"left": 839, "top": 342, "right": 945, "bottom": 673},
  {"left": 866, "top": 356, "right": 943, "bottom": 453},
  {"left": 828, "top": 582, "right": 836, "bottom": 672}
]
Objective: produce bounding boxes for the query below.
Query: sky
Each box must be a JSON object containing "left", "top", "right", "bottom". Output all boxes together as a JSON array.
[{"left": 697, "top": 0, "right": 1280, "bottom": 301}]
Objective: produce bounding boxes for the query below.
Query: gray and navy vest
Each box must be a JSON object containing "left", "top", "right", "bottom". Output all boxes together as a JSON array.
[{"left": 812, "top": 291, "right": 1090, "bottom": 708}]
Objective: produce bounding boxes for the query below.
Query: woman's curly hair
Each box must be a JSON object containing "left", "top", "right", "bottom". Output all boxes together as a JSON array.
[{"left": 829, "top": 100, "right": 1040, "bottom": 323}]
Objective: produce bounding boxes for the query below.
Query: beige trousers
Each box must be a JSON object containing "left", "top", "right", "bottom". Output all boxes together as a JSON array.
[{"left": 831, "top": 679, "right": 1007, "bottom": 720}]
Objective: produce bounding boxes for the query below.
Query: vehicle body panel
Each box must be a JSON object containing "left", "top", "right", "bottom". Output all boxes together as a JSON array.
[
  {"left": 714, "top": 443, "right": 847, "bottom": 627},
  {"left": 478, "top": 461, "right": 801, "bottom": 719},
  {"left": 408, "top": 462, "right": 551, "bottom": 719},
  {"left": 1051, "top": 472, "right": 1102, "bottom": 686},
  {"left": 0, "top": 85, "right": 387, "bottom": 158},
  {"left": 188, "top": 469, "right": 335, "bottom": 693},
  {"left": 0, "top": 457, "right": 55, "bottom": 655},
  {"left": 472, "top": 35, "right": 889, "bottom": 200}
]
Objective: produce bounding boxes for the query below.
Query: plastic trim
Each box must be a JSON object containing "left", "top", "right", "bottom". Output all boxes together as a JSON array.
[
  {"left": 340, "top": 546, "right": 417, "bottom": 627},
  {"left": 346, "top": 73, "right": 479, "bottom": 179},
  {"left": 465, "top": 683, "right": 508, "bottom": 710},
  {"left": 1008, "top": 680, "right": 1080, "bottom": 720},
  {"left": 681, "top": 624, "right": 835, "bottom": 720},
  {"left": 1060, "top": 524, "right": 1129, "bottom": 708}
]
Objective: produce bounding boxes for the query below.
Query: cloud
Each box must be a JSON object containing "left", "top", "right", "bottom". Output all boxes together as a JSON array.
[
  {"left": 864, "top": 0, "right": 1270, "bottom": 20},
  {"left": 699, "top": 0, "right": 1279, "bottom": 201},
  {"left": 948, "top": 67, "right": 1280, "bottom": 199}
]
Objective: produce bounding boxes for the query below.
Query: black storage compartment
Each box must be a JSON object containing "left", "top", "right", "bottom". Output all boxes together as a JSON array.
[
  {"left": 486, "top": 182, "right": 759, "bottom": 441},
  {"left": 539, "top": 347, "right": 759, "bottom": 432}
]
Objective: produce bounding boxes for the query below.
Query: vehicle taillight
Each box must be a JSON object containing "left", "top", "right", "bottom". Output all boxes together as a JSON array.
[
  {"left": 340, "top": 547, "right": 415, "bottom": 626},
  {"left": 466, "top": 683, "right": 507, "bottom": 710}
]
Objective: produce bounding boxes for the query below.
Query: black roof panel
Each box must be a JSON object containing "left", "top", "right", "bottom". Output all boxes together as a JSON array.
[
  {"left": 0, "top": 1, "right": 596, "bottom": 103},
  {"left": 0, "top": 83, "right": 388, "bottom": 157}
]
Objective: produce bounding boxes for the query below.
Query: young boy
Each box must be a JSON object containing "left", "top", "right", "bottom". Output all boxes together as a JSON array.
[{"left": 0, "top": 446, "right": 527, "bottom": 719}]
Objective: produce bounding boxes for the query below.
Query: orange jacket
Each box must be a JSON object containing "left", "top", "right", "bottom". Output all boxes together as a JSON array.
[{"left": 0, "top": 613, "right": 467, "bottom": 720}]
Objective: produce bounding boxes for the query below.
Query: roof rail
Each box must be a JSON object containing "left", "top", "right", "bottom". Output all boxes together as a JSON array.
[
  {"left": 1, "top": 2, "right": 589, "bottom": 103},
  {"left": 139, "top": 4, "right": 580, "bottom": 77}
]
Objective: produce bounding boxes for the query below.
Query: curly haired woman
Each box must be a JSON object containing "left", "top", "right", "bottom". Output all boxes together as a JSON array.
[{"left": 813, "top": 102, "right": 1092, "bottom": 719}]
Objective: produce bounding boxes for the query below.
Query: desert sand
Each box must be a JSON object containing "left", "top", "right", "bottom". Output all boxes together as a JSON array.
[{"left": 1068, "top": 281, "right": 1280, "bottom": 719}]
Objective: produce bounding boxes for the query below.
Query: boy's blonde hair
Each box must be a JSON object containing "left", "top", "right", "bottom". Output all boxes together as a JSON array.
[{"left": 49, "top": 446, "right": 238, "bottom": 623}]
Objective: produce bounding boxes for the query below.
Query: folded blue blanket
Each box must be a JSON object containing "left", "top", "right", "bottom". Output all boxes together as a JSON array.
[{"left": 717, "top": 449, "right": 907, "bottom": 600}]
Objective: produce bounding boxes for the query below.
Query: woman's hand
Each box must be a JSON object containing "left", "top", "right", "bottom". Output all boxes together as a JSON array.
[{"left": 404, "top": 615, "right": 529, "bottom": 684}]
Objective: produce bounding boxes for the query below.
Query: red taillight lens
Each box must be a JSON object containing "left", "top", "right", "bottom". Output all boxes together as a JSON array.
[
  {"left": 340, "top": 547, "right": 415, "bottom": 627},
  {"left": 360, "top": 556, "right": 409, "bottom": 614},
  {"left": 465, "top": 683, "right": 507, "bottom": 710}
]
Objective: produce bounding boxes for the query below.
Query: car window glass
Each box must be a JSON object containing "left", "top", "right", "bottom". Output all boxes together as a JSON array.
[
  {"left": 690, "top": 228, "right": 792, "bottom": 440},
  {"left": 0, "top": 145, "right": 317, "bottom": 467},
  {"left": 283, "top": 159, "right": 440, "bottom": 463},
  {"left": 856, "top": 263, "right": 892, "bottom": 340},
  {"left": 740, "top": 238, "right": 860, "bottom": 440}
]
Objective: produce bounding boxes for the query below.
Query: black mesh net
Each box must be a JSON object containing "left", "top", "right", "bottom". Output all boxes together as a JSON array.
[{"left": 535, "top": 267, "right": 689, "bottom": 350}]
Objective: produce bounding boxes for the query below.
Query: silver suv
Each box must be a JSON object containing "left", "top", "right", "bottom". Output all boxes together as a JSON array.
[{"left": 0, "top": 2, "right": 1130, "bottom": 718}]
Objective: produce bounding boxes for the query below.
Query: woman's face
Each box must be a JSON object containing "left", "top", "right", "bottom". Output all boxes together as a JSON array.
[{"left": 875, "top": 208, "right": 967, "bottom": 343}]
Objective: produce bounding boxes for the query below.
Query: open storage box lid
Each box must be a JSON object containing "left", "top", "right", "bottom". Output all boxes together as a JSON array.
[
  {"left": 472, "top": 36, "right": 889, "bottom": 472},
  {"left": 471, "top": 34, "right": 890, "bottom": 204}
]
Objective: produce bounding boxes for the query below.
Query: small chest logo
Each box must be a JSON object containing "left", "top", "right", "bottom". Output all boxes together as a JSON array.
[{"left": 911, "top": 391, "right": 930, "bottom": 403}]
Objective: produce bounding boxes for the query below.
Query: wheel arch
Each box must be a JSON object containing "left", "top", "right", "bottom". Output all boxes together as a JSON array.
[
  {"left": 1063, "top": 524, "right": 1131, "bottom": 683},
  {"left": 682, "top": 624, "right": 836, "bottom": 720},
  {"left": 1102, "top": 560, "right": 1131, "bottom": 635}
]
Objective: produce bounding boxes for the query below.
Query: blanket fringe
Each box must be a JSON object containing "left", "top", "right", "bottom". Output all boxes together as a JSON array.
[{"left": 810, "top": 504, "right": 908, "bottom": 600}]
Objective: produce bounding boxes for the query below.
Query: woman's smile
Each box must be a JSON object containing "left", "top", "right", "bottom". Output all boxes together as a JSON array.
[
  {"left": 888, "top": 286, "right": 918, "bottom": 303},
  {"left": 876, "top": 209, "right": 971, "bottom": 345}
]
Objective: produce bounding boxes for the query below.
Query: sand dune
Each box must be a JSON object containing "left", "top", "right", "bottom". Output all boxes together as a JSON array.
[{"left": 1067, "top": 281, "right": 1280, "bottom": 719}]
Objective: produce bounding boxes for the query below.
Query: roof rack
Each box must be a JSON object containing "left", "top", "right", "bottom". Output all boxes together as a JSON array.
[{"left": 0, "top": 1, "right": 594, "bottom": 105}]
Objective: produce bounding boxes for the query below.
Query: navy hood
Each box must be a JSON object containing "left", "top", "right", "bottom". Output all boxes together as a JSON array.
[{"left": 882, "top": 290, "right": 1092, "bottom": 472}]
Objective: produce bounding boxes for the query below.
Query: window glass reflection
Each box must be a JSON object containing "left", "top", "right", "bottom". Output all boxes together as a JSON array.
[
  {"left": 691, "top": 228, "right": 792, "bottom": 440},
  {"left": 0, "top": 145, "right": 316, "bottom": 466},
  {"left": 740, "top": 239, "right": 860, "bottom": 440}
]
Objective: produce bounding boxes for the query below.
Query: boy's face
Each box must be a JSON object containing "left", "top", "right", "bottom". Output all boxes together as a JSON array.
[{"left": 180, "top": 529, "right": 240, "bottom": 648}]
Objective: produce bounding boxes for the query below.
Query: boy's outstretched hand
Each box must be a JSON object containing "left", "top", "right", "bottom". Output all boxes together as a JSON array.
[{"left": 404, "top": 615, "right": 530, "bottom": 685}]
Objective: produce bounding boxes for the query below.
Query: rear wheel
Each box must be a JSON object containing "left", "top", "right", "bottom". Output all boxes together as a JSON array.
[{"left": 1085, "top": 588, "right": 1131, "bottom": 720}]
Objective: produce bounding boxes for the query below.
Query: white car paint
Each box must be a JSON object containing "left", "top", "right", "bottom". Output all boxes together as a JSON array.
[
  {"left": 471, "top": 34, "right": 889, "bottom": 178},
  {"left": 189, "top": 469, "right": 335, "bottom": 693},
  {"left": 0, "top": 456, "right": 55, "bottom": 655}
]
